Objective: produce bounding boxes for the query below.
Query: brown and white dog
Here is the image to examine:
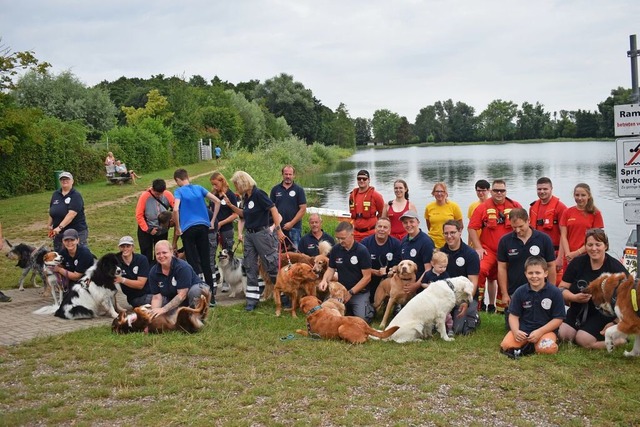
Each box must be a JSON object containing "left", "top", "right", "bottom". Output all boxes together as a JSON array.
[
  {"left": 582, "top": 272, "right": 640, "bottom": 357},
  {"left": 273, "top": 263, "right": 318, "bottom": 317},
  {"left": 42, "top": 251, "right": 65, "bottom": 305},
  {"left": 373, "top": 260, "right": 419, "bottom": 328},
  {"left": 296, "top": 296, "right": 400, "bottom": 344},
  {"left": 112, "top": 290, "right": 211, "bottom": 334}
]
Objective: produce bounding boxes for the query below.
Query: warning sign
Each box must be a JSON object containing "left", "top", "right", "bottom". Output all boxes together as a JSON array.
[
  {"left": 617, "top": 137, "right": 640, "bottom": 197},
  {"left": 614, "top": 104, "right": 640, "bottom": 136}
]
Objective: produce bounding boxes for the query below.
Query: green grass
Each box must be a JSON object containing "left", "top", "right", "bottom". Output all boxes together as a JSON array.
[{"left": 1, "top": 141, "right": 640, "bottom": 426}]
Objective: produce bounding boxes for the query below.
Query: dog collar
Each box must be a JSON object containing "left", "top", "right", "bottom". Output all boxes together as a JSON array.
[
  {"left": 306, "top": 305, "right": 322, "bottom": 315},
  {"left": 445, "top": 279, "right": 455, "bottom": 292}
]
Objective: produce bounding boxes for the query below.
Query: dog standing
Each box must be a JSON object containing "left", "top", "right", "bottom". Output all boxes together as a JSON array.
[
  {"left": 582, "top": 272, "right": 640, "bottom": 357},
  {"left": 112, "top": 289, "right": 211, "bottom": 334},
  {"left": 218, "top": 249, "right": 246, "bottom": 298},
  {"left": 34, "top": 253, "right": 122, "bottom": 319},
  {"left": 296, "top": 296, "right": 399, "bottom": 344},
  {"left": 386, "top": 276, "right": 474, "bottom": 343},
  {"left": 274, "top": 263, "right": 318, "bottom": 317},
  {"left": 373, "top": 259, "right": 419, "bottom": 328},
  {"left": 41, "top": 251, "right": 65, "bottom": 305},
  {"left": 6, "top": 242, "right": 50, "bottom": 291}
]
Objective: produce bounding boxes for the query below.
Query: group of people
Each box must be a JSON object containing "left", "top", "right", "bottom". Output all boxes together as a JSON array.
[
  {"left": 35, "top": 161, "right": 629, "bottom": 356},
  {"left": 105, "top": 152, "right": 141, "bottom": 184}
]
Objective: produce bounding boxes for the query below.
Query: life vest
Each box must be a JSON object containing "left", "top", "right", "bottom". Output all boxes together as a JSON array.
[
  {"left": 529, "top": 196, "right": 561, "bottom": 231},
  {"left": 482, "top": 198, "right": 517, "bottom": 230},
  {"left": 349, "top": 187, "right": 378, "bottom": 220}
]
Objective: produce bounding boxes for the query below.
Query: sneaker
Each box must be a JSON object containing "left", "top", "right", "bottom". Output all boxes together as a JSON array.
[
  {"left": 209, "top": 297, "right": 216, "bottom": 308},
  {"left": 0, "top": 292, "right": 11, "bottom": 303},
  {"left": 501, "top": 348, "right": 520, "bottom": 359},
  {"left": 221, "top": 282, "right": 230, "bottom": 293},
  {"left": 487, "top": 304, "right": 496, "bottom": 313},
  {"left": 245, "top": 302, "right": 257, "bottom": 312}
]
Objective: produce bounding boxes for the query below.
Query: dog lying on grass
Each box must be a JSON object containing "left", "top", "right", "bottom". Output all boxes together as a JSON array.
[
  {"left": 296, "top": 296, "right": 399, "bottom": 344},
  {"left": 112, "top": 289, "right": 211, "bottom": 334}
]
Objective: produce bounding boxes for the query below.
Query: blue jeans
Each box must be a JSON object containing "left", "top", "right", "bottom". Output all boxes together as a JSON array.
[{"left": 285, "top": 227, "right": 302, "bottom": 251}]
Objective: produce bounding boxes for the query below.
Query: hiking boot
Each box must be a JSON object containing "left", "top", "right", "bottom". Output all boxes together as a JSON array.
[
  {"left": 0, "top": 292, "right": 11, "bottom": 303},
  {"left": 245, "top": 302, "right": 258, "bottom": 312},
  {"left": 487, "top": 304, "right": 496, "bottom": 313}
]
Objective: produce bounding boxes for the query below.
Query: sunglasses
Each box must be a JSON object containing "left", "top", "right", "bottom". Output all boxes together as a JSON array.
[
  {"left": 492, "top": 189, "right": 506, "bottom": 193},
  {"left": 357, "top": 177, "right": 369, "bottom": 181}
]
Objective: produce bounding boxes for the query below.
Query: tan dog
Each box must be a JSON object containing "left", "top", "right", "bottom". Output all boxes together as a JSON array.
[
  {"left": 582, "top": 272, "right": 640, "bottom": 356},
  {"left": 279, "top": 241, "right": 333, "bottom": 268},
  {"left": 374, "top": 260, "right": 419, "bottom": 328},
  {"left": 296, "top": 296, "right": 399, "bottom": 344},
  {"left": 112, "top": 290, "right": 210, "bottom": 334},
  {"left": 273, "top": 263, "right": 318, "bottom": 317}
]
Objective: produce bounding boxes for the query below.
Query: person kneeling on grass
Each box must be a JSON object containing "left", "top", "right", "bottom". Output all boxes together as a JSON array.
[{"left": 500, "top": 256, "right": 565, "bottom": 358}]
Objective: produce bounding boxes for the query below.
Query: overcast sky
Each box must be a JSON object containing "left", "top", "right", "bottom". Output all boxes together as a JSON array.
[{"left": 1, "top": 1, "right": 638, "bottom": 120}]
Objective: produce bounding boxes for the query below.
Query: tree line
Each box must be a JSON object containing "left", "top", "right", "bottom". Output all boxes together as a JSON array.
[{"left": 0, "top": 39, "right": 635, "bottom": 197}]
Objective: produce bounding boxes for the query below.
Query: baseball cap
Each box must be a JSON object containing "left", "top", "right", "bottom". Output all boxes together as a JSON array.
[
  {"left": 399, "top": 211, "right": 420, "bottom": 221},
  {"left": 62, "top": 228, "right": 79, "bottom": 240},
  {"left": 59, "top": 171, "right": 73, "bottom": 180},
  {"left": 356, "top": 169, "right": 370, "bottom": 178},
  {"left": 118, "top": 236, "right": 135, "bottom": 246}
]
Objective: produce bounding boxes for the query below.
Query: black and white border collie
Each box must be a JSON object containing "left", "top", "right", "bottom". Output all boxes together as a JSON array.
[{"left": 34, "top": 253, "right": 122, "bottom": 320}]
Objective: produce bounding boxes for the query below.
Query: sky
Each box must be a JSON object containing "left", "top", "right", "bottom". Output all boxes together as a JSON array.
[{"left": 1, "top": 0, "right": 639, "bottom": 120}]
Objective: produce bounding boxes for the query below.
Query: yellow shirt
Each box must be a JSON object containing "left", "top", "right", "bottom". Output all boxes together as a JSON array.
[
  {"left": 467, "top": 200, "right": 482, "bottom": 248},
  {"left": 424, "top": 200, "right": 463, "bottom": 248}
]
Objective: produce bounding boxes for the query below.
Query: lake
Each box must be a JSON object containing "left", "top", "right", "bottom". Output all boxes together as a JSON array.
[{"left": 302, "top": 141, "right": 633, "bottom": 258}]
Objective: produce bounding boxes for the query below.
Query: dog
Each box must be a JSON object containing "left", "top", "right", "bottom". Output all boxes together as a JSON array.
[
  {"left": 273, "top": 263, "right": 318, "bottom": 317},
  {"left": 34, "top": 253, "right": 122, "bottom": 320},
  {"left": 112, "top": 289, "right": 211, "bottom": 334},
  {"left": 41, "top": 251, "right": 65, "bottom": 305},
  {"left": 6, "top": 242, "right": 51, "bottom": 291},
  {"left": 218, "top": 249, "right": 246, "bottom": 298},
  {"left": 582, "top": 272, "right": 640, "bottom": 357},
  {"left": 373, "top": 260, "right": 419, "bottom": 328},
  {"left": 295, "top": 296, "right": 399, "bottom": 344},
  {"left": 279, "top": 240, "right": 333, "bottom": 268},
  {"left": 386, "top": 276, "right": 474, "bottom": 343},
  {"left": 317, "top": 281, "right": 349, "bottom": 316}
]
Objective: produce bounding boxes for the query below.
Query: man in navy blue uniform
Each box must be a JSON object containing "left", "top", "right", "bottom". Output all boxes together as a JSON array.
[
  {"left": 361, "top": 217, "right": 401, "bottom": 303},
  {"left": 298, "top": 213, "right": 335, "bottom": 256},
  {"left": 270, "top": 165, "right": 307, "bottom": 250},
  {"left": 318, "top": 222, "right": 373, "bottom": 323},
  {"left": 497, "top": 208, "right": 556, "bottom": 323}
]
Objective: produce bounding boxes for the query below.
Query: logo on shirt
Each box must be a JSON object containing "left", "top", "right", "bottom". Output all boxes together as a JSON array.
[
  {"left": 221, "top": 199, "right": 227, "bottom": 206},
  {"left": 456, "top": 256, "right": 465, "bottom": 267},
  {"left": 350, "top": 256, "right": 358, "bottom": 265},
  {"left": 289, "top": 190, "right": 296, "bottom": 197},
  {"left": 529, "top": 245, "right": 541, "bottom": 256},
  {"left": 248, "top": 201, "right": 255, "bottom": 209},
  {"left": 522, "top": 300, "right": 533, "bottom": 309},
  {"left": 133, "top": 266, "right": 139, "bottom": 274},
  {"left": 74, "top": 260, "right": 78, "bottom": 266},
  {"left": 410, "top": 248, "right": 417, "bottom": 257},
  {"left": 386, "top": 252, "right": 393, "bottom": 261},
  {"left": 64, "top": 197, "right": 71, "bottom": 204},
  {"left": 541, "top": 298, "right": 552, "bottom": 310},
  {"left": 171, "top": 277, "right": 178, "bottom": 287},
  {"left": 507, "top": 248, "right": 519, "bottom": 257}
]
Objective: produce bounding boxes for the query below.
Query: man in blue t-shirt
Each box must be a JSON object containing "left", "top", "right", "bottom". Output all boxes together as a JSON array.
[
  {"left": 318, "top": 222, "right": 373, "bottom": 323},
  {"left": 361, "top": 217, "right": 401, "bottom": 303},
  {"left": 298, "top": 213, "right": 335, "bottom": 256},
  {"left": 270, "top": 165, "right": 307, "bottom": 250},
  {"left": 398, "top": 211, "right": 435, "bottom": 294}
]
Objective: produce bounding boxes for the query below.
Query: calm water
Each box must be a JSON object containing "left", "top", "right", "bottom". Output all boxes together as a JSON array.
[{"left": 302, "top": 141, "right": 632, "bottom": 257}]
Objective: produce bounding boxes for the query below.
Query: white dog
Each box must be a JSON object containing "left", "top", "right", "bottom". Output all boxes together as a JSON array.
[
  {"left": 386, "top": 276, "right": 474, "bottom": 343},
  {"left": 218, "top": 249, "right": 246, "bottom": 298}
]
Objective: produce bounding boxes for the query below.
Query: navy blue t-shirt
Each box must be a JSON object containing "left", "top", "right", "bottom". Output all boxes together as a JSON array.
[
  {"left": 299, "top": 231, "right": 335, "bottom": 256},
  {"left": 440, "top": 241, "right": 480, "bottom": 279},
  {"left": 148, "top": 257, "right": 202, "bottom": 304},
  {"left": 328, "top": 242, "right": 372, "bottom": 290},
  {"left": 400, "top": 230, "right": 435, "bottom": 279},
  {"left": 61, "top": 245, "right": 95, "bottom": 282},
  {"left": 118, "top": 253, "right": 151, "bottom": 303},
  {"left": 210, "top": 189, "right": 238, "bottom": 233},
  {"left": 49, "top": 188, "right": 88, "bottom": 232},
  {"left": 243, "top": 186, "right": 274, "bottom": 230},
  {"left": 270, "top": 182, "right": 306, "bottom": 230},
  {"left": 509, "top": 282, "right": 565, "bottom": 334}
]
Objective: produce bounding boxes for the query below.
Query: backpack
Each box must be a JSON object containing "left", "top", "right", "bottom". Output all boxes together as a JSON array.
[{"left": 453, "top": 303, "right": 481, "bottom": 336}]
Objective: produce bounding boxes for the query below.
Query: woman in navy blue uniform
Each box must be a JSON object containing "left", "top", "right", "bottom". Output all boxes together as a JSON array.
[
  {"left": 48, "top": 171, "right": 88, "bottom": 252},
  {"left": 225, "top": 171, "right": 284, "bottom": 311}
]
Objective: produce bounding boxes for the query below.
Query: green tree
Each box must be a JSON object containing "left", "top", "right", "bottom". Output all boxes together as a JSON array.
[
  {"left": 449, "top": 101, "right": 477, "bottom": 142},
  {"left": 199, "top": 106, "right": 244, "bottom": 145},
  {"left": 516, "top": 101, "right": 550, "bottom": 140},
  {"left": 227, "top": 89, "right": 266, "bottom": 151},
  {"left": 396, "top": 116, "right": 412, "bottom": 145},
  {"left": 330, "top": 103, "right": 356, "bottom": 148},
  {"left": 354, "top": 117, "right": 372, "bottom": 145},
  {"left": 0, "top": 38, "right": 50, "bottom": 90},
  {"left": 598, "top": 87, "right": 633, "bottom": 137},
  {"left": 12, "top": 70, "right": 117, "bottom": 139},
  {"left": 574, "top": 109, "right": 599, "bottom": 138},
  {"left": 371, "top": 109, "right": 401, "bottom": 144},
  {"left": 479, "top": 99, "right": 518, "bottom": 141},
  {"left": 554, "top": 110, "right": 577, "bottom": 138},
  {"left": 414, "top": 105, "right": 439, "bottom": 142},
  {"left": 122, "top": 89, "right": 174, "bottom": 125}
]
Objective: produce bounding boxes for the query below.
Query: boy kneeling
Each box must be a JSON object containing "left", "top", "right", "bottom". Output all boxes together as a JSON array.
[{"left": 500, "top": 256, "right": 565, "bottom": 357}]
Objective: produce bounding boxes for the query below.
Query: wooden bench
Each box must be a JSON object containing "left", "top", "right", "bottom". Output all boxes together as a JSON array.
[{"left": 105, "top": 165, "right": 132, "bottom": 185}]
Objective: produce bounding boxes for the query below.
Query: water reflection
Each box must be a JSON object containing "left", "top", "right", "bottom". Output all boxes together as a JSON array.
[{"left": 301, "top": 141, "right": 632, "bottom": 257}]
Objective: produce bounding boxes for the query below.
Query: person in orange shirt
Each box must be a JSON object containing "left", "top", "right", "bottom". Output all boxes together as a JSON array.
[
  {"left": 468, "top": 179, "right": 522, "bottom": 313},
  {"left": 529, "top": 177, "right": 567, "bottom": 285},
  {"left": 136, "top": 179, "right": 175, "bottom": 263},
  {"left": 349, "top": 170, "right": 385, "bottom": 242}
]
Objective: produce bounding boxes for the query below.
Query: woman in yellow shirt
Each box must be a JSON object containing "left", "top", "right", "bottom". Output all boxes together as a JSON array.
[{"left": 424, "top": 182, "right": 463, "bottom": 248}]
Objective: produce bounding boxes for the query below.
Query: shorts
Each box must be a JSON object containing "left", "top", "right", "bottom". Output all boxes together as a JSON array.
[{"left": 564, "top": 305, "right": 613, "bottom": 341}]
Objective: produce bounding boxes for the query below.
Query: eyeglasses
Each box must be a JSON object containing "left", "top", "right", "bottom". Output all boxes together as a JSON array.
[
  {"left": 492, "top": 189, "right": 506, "bottom": 193},
  {"left": 443, "top": 231, "right": 459, "bottom": 236},
  {"left": 476, "top": 188, "right": 488, "bottom": 192},
  {"left": 357, "top": 177, "right": 369, "bottom": 181},
  {"left": 433, "top": 190, "right": 445, "bottom": 194}
]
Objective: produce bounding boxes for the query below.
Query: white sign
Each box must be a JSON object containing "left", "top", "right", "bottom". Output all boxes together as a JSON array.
[
  {"left": 616, "top": 137, "right": 640, "bottom": 197},
  {"left": 614, "top": 104, "right": 640, "bottom": 136},
  {"left": 623, "top": 200, "right": 640, "bottom": 224}
]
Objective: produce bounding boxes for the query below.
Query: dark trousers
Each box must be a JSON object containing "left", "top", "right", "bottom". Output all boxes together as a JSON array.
[
  {"left": 137, "top": 226, "right": 168, "bottom": 264},
  {"left": 181, "top": 224, "right": 214, "bottom": 289}
]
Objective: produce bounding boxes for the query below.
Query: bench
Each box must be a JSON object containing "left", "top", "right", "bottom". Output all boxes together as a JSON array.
[{"left": 105, "top": 165, "right": 132, "bottom": 185}]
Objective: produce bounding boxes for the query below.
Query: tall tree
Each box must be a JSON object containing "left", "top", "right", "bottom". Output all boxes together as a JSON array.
[
  {"left": 414, "top": 105, "right": 439, "bottom": 142},
  {"left": 598, "top": 87, "right": 633, "bottom": 137},
  {"left": 330, "top": 103, "right": 356, "bottom": 148},
  {"left": 554, "top": 110, "right": 577, "bottom": 138},
  {"left": 122, "top": 89, "right": 174, "bottom": 125},
  {"left": 227, "top": 90, "right": 266, "bottom": 151},
  {"left": 516, "top": 101, "right": 550, "bottom": 140},
  {"left": 354, "top": 117, "right": 372, "bottom": 145},
  {"left": 371, "top": 109, "right": 401, "bottom": 144},
  {"left": 449, "top": 101, "right": 477, "bottom": 142},
  {"left": 396, "top": 116, "right": 412, "bottom": 145},
  {"left": 479, "top": 99, "right": 518, "bottom": 141},
  {"left": 574, "top": 109, "right": 599, "bottom": 138}
]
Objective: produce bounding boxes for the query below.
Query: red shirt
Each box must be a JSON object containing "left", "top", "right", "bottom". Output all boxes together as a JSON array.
[
  {"left": 560, "top": 206, "right": 604, "bottom": 252},
  {"left": 387, "top": 200, "right": 410, "bottom": 240},
  {"left": 529, "top": 196, "right": 567, "bottom": 248},
  {"left": 468, "top": 197, "right": 522, "bottom": 253}
]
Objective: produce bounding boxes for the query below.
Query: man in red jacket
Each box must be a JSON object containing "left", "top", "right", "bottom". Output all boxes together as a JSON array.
[{"left": 349, "top": 170, "right": 385, "bottom": 242}]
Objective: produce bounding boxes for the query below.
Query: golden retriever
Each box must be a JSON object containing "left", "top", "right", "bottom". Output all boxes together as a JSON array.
[
  {"left": 296, "top": 296, "right": 400, "bottom": 343},
  {"left": 273, "top": 263, "right": 318, "bottom": 317},
  {"left": 373, "top": 260, "right": 419, "bottom": 328}
]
